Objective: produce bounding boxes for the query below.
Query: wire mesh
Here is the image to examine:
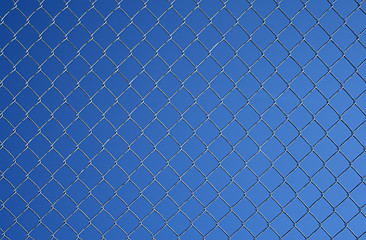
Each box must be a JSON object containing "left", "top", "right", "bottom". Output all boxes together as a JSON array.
[{"left": 1, "top": 0, "right": 366, "bottom": 239}]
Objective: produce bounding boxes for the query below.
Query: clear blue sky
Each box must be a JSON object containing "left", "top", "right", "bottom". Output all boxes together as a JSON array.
[{"left": 1, "top": 0, "right": 366, "bottom": 239}]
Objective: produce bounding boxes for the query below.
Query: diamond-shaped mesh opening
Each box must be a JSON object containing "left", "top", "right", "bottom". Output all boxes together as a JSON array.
[{"left": 1, "top": 0, "right": 366, "bottom": 239}]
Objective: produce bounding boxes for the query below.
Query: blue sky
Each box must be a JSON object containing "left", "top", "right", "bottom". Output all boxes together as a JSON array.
[{"left": 1, "top": 0, "right": 366, "bottom": 239}]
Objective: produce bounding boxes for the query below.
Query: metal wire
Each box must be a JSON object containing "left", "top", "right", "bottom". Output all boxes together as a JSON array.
[{"left": 1, "top": 0, "right": 366, "bottom": 239}]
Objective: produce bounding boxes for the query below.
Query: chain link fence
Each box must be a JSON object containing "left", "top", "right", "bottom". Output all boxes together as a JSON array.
[{"left": 1, "top": 0, "right": 366, "bottom": 239}]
